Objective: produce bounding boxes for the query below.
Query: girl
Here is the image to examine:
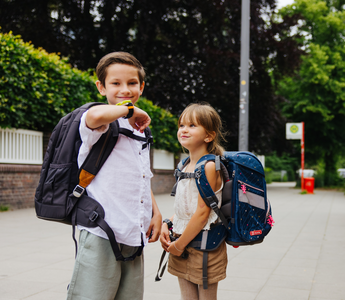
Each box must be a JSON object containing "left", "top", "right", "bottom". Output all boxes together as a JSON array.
[{"left": 160, "top": 103, "right": 227, "bottom": 300}]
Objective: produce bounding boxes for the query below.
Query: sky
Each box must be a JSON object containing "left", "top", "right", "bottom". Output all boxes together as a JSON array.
[{"left": 276, "top": 0, "right": 295, "bottom": 9}]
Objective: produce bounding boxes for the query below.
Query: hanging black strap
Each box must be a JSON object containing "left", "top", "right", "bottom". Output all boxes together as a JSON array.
[
  {"left": 202, "top": 252, "right": 208, "bottom": 289},
  {"left": 71, "top": 216, "right": 78, "bottom": 258},
  {"left": 71, "top": 194, "right": 143, "bottom": 261},
  {"left": 155, "top": 250, "right": 169, "bottom": 282},
  {"left": 93, "top": 210, "right": 143, "bottom": 261}
]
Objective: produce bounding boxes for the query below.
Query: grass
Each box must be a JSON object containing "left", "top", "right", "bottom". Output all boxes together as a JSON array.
[{"left": 0, "top": 205, "right": 10, "bottom": 212}]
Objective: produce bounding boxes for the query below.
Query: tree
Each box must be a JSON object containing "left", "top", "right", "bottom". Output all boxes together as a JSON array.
[
  {"left": 276, "top": 0, "right": 345, "bottom": 185},
  {"left": 0, "top": 0, "right": 302, "bottom": 153}
]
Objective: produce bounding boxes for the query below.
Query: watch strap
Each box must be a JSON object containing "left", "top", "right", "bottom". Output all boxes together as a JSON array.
[
  {"left": 163, "top": 218, "right": 173, "bottom": 230},
  {"left": 116, "top": 101, "right": 134, "bottom": 119}
]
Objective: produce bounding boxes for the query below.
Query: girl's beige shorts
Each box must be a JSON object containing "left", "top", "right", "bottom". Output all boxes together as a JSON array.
[{"left": 168, "top": 240, "right": 227, "bottom": 285}]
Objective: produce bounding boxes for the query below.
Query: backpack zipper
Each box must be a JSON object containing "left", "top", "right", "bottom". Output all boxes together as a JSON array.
[
  {"left": 238, "top": 180, "right": 264, "bottom": 193},
  {"left": 238, "top": 179, "right": 270, "bottom": 220}
]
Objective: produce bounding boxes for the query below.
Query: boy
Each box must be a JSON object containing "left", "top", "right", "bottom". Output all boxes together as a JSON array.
[{"left": 66, "top": 52, "right": 162, "bottom": 300}]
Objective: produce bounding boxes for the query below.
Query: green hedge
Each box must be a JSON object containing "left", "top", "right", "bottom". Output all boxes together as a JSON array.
[
  {"left": 0, "top": 31, "right": 103, "bottom": 131},
  {"left": 136, "top": 98, "right": 180, "bottom": 155},
  {"left": 265, "top": 152, "right": 298, "bottom": 182},
  {"left": 0, "top": 31, "right": 180, "bottom": 153}
]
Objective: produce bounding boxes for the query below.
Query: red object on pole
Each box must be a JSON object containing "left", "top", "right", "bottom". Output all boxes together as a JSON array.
[{"left": 301, "top": 122, "right": 305, "bottom": 191}]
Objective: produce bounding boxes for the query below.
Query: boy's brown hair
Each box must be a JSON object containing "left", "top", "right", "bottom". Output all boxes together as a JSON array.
[{"left": 96, "top": 52, "right": 146, "bottom": 87}]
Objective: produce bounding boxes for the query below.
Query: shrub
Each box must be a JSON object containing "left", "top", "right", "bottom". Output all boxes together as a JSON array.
[
  {"left": 136, "top": 98, "right": 180, "bottom": 154},
  {"left": 0, "top": 31, "right": 180, "bottom": 153},
  {"left": 265, "top": 167, "right": 273, "bottom": 184},
  {"left": 0, "top": 31, "right": 103, "bottom": 132},
  {"left": 265, "top": 152, "right": 298, "bottom": 181}
]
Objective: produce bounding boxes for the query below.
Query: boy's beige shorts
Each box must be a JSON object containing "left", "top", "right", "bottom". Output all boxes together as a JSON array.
[
  {"left": 66, "top": 230, "right": 144, "bottom": 300},
  {"left": 168, "top": 240, "right": 227, "bottom": 285}
]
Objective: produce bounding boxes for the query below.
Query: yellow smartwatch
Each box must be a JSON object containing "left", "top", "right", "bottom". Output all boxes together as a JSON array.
[{"left": 116, "top": 100, "right": 134, "bottom": 119}]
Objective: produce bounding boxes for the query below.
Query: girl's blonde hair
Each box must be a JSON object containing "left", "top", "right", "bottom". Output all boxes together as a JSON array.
[{"left": 178, "top": 103, "right": 226, "bottom": 156}]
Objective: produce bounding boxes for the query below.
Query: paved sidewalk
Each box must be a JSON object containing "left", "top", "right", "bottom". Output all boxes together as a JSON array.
[{"left": 0, "top": 182, "right": 345, "bottom": 300}]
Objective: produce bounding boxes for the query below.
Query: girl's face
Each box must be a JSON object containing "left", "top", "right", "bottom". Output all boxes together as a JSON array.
[{"left": 177, "top": 114, "right": 210, "bottom": 151}]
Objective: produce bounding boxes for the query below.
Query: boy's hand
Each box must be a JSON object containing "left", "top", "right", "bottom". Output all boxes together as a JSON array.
[
  {"left": 147, "top": 212, "right": 162, "bottom": 243},
  {"left": 129, "top": 107, "right": 151, "bottom": 133}
]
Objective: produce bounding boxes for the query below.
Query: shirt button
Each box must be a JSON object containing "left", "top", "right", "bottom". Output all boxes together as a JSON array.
[
  {"left": 139, "top": 151, "right": 142, "bottom": 155},
  {"left": 141, "top": 200, "right": 144, "bottom": 203},
  {"left": 143, "top": 174, "right": 145, "bottom": 178},
  {"left": 140, "top": 224, "right": 143, "bottom": 228}
]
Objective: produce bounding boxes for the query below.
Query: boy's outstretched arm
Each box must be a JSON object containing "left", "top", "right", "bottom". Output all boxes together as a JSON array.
[
  {"left": 86, "top": 104, "right": 151, "bottom": 132},
  {"left": 147, "top": 190, "right": 162, "bottom": 243}
]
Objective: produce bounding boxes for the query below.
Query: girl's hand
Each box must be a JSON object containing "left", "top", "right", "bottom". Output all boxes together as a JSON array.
[
  {"left": 129, "top": 107, "right": 151, "bottom": 133},
  {"left": 167, "top": 241, "right": 185, "bottom": 257},
  {"left": 159, "top": 223, "right": 171, "bottom": 251}
]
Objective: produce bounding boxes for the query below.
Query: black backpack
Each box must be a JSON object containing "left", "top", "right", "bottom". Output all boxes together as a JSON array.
[{"left": 35, "top": 102, "right": 153, "bottom": 261}]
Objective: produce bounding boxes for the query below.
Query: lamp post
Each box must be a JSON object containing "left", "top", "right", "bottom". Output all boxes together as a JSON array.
[{"left": 238, "top": 0, "right": 250, "bottom": 151}]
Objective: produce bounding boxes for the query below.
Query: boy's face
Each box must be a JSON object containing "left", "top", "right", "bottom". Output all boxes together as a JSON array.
[{"left": 96, "top": 63, "right": 144, "bottom": 105}]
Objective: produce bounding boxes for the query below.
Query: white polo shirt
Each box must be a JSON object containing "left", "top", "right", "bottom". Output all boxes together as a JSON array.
[{"left": 77, "top": 111, "right": 153, "bottom": 247}]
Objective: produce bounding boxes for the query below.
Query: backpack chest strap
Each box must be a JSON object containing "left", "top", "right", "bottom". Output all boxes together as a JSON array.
[
  {"left": 118, "top": 128, "right": 153, "bottom": 150},
  {"left": 170, "top": 170, "right": 198, "bottom": 196}
]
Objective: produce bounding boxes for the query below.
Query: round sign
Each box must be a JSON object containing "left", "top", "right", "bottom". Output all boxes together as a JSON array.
[{"left": 290, "top": 125, "right": 299, "bottom": 133}]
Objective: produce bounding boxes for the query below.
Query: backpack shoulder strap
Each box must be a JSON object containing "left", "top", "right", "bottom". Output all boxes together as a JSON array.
[
  {"left": 170, "top": 156, "right": 194, "bottom": 196},
  {"left": 72, "top": 120, "right": 154, "bottom": 197},
  {"left": 194, "top": 154, "right": 229, "bottom": 225},
  {"left": 73, "top": 120, "right": 119, "bottom": 197}
]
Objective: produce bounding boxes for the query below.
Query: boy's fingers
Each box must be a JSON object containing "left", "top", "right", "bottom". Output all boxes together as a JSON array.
[{"left": 150, "top": 230, "right": 159, "bottom": 242}]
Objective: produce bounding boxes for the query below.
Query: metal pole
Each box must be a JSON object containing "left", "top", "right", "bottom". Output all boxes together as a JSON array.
[
  {"left": 238, "top": 0, "right": 250, "bottom": 151},
  {"left": 301, "top": 122, "right": 305, "bottom": 191}
]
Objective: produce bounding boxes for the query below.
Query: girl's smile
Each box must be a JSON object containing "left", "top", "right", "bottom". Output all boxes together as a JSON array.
[{"left": 178, "top": 119, "right": 209, "bottom": 152}]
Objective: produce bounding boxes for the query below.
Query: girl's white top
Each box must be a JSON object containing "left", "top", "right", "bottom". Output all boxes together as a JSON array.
[
  {"left": 77, "top": 111, "right": 153, "bottom": 247},
  {"left": 173, "top": 166, "right": 223, "bottom": 234}
]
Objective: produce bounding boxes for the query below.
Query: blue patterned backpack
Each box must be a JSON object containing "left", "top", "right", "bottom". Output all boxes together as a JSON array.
[{"left": 168, "top": 151, "right": 274, "bottom": 288}]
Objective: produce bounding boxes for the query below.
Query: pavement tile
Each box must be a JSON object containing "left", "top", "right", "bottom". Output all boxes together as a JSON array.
[
  {"left": 255, "top": 286, "right": 310, "bottom": 300},
  {"left": 0, "top": 182, "right": 344, "bottom": 300}
]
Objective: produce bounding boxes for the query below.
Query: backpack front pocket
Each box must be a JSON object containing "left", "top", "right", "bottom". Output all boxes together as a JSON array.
[
  {"left": 42, "top": 163, "right": 73, "bottom": 206},
  {"left": 237, "top": 181, "right": 268, "bottom": 243}
]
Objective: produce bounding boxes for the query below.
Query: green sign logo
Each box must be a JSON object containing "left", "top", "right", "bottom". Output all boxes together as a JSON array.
[{"left": 290, "top": 125, "right": 299, "bottom": 134}]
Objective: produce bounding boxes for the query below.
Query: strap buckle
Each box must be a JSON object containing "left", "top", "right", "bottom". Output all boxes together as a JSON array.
[
  {"left": 89, "top": 211, "right": 99, "bottom": 222},
  {"left": 210, "top": 202, "right": 218, "bottom": 210},
  {"left": 73, "top": 185, "right": 85, "bottom": 198}
]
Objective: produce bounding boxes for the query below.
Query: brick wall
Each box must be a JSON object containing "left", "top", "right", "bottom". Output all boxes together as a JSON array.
[
  {"left": 0, "top": 146, "right": 176, "bottom": 210},
  {"left": 0, "top": 132, "right": 177, "bottom": 210},
  {"left": 0, "top": 164, "right": 174, "bottom": 211},
  {"left": 151, "top": 170, "right": 175, "bottom": 194},
  {"left": 0, "top": 164, "right": 41, "bottom": 210}
]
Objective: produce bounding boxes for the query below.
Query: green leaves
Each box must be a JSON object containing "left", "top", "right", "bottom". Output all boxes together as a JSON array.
[
  {"left": 136, "top": 98, "right": 180, "bottom": 154},
  {"left": 0, "top": 31, "right": 103, "bottom": 131},
  {"left": 0, "top": 31, "right": 179, "bottom": 153},
  {"left": 276, "top": 0, "right": 345, "bottom": 170}
]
